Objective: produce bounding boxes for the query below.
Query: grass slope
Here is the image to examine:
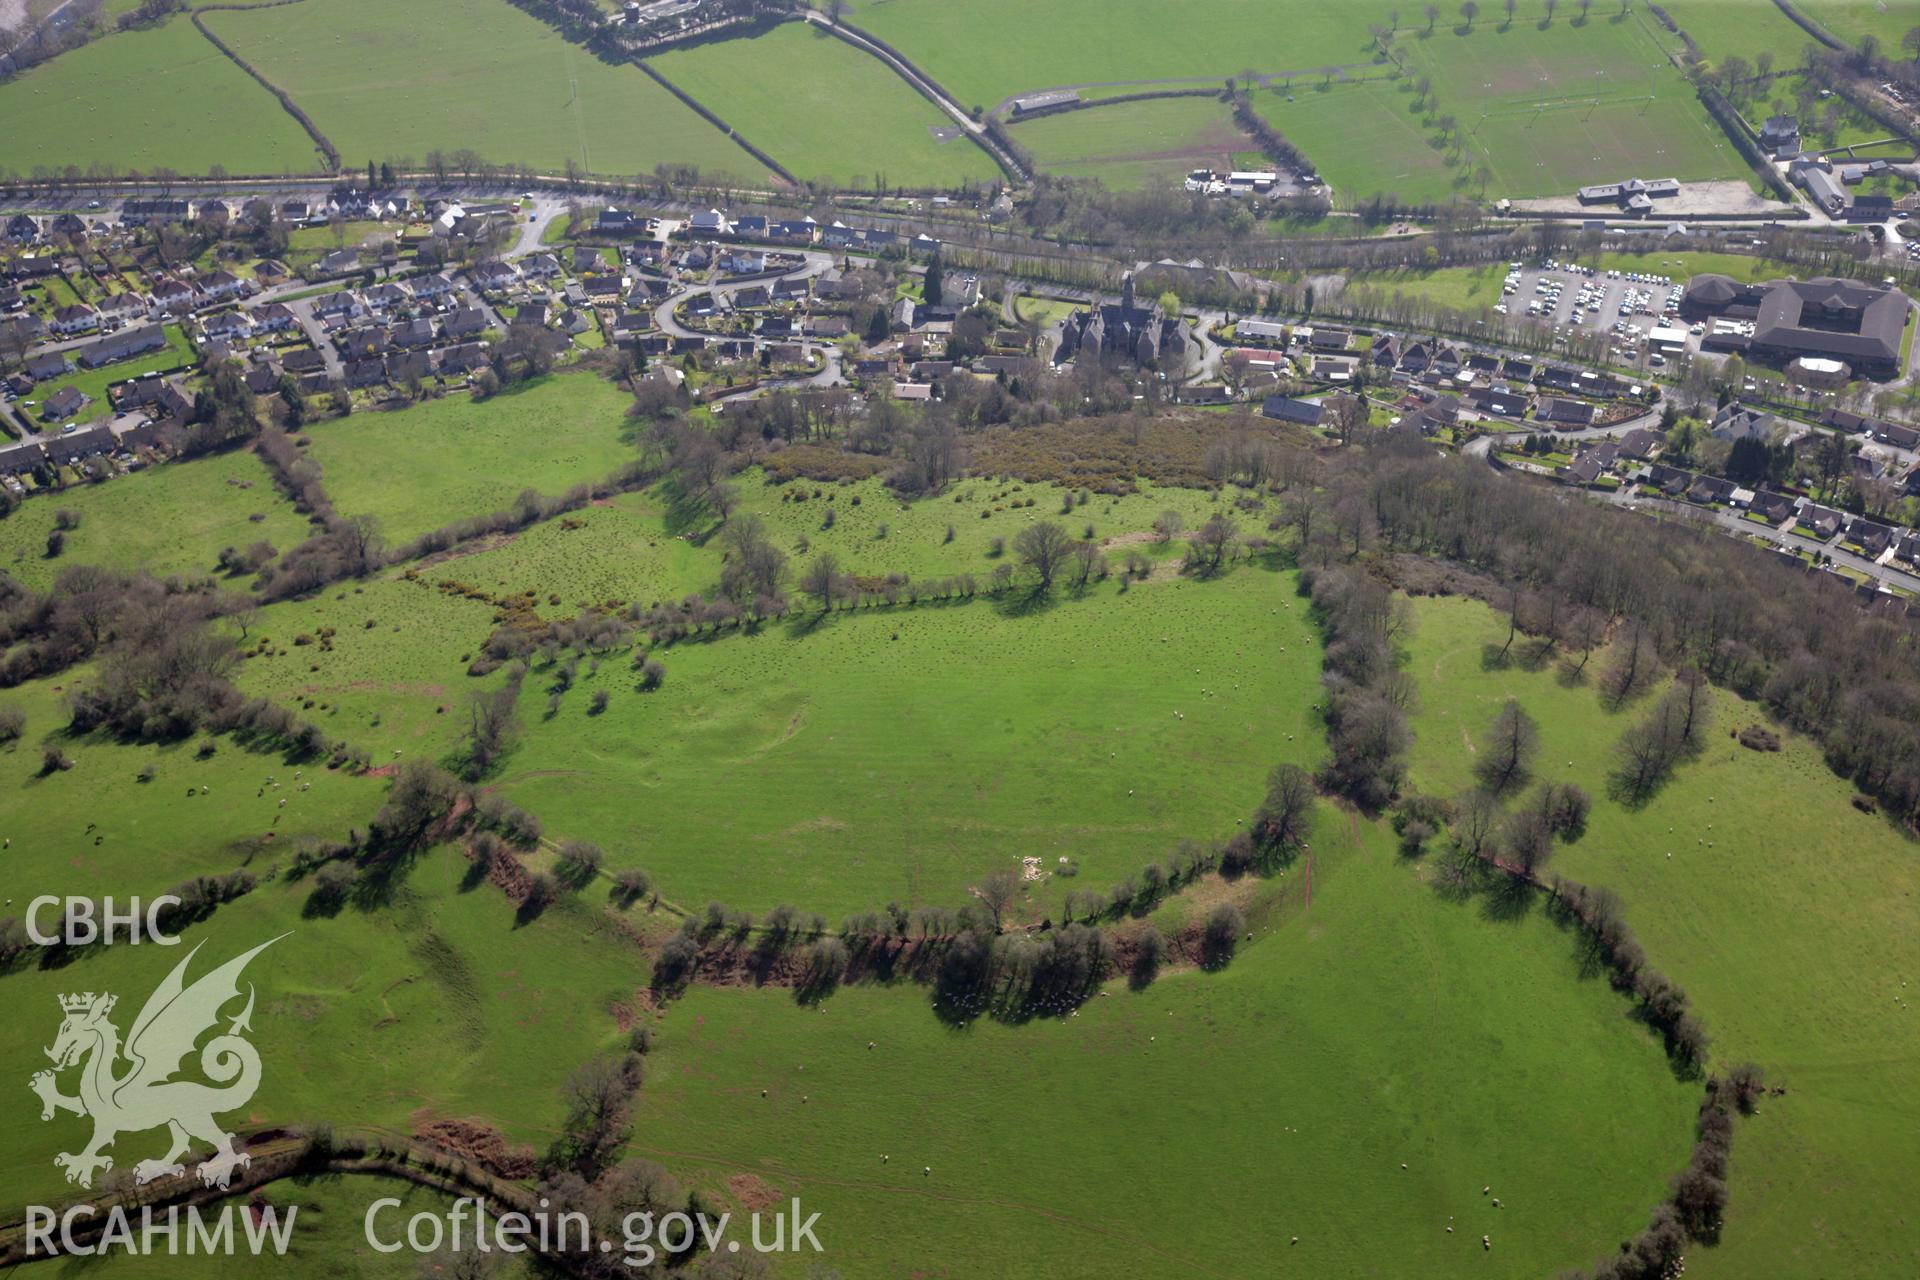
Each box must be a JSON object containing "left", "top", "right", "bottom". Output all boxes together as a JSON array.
[
  {"left": 203, "top": 0, "right": 759, "bottom": 180},
  {"left": 500, "top": 570, "right": 1318, "bottom": 918},
  {"left": 303, "top": 375, "right": 639, "bottom": 547},
  {"left": 0, "top": 447, "right": 311, "bottom": 592},
  {"left": 1010, "top": 95, "right": 1249, "bottom": 190},
  {"left": 0, "top": 669, "right": 384, "bottom": 904},
  {"left": 1402, "top": 592, "right": 1920, "bottom": 1280},
  {"left": 0, "top": 17, "right": 319, "bottom": 177},
  {"left": 1655, "top": 1, "right": 1821, "bottom": 64},
  {"left": 631, "top": 814, "right": 1696, "bottom": 1279},
  {"left": 0, "top": 847, "right": 643, "bottom": 1215},
  {"left": 647, "top": 23, "right": 996, "bottom": 189}
]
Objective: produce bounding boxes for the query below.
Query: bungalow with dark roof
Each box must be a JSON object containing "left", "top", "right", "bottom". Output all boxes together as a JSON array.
[
  {"left": 1535, "top": 397, "right": 1594, "bottom": 427},
  {"left": 1647, "top": 463, "right": 1693, "bottom": 495},
  {"left": 1686, "top": 474, "right": 1737, "bottom": 506},
  {"left": 1261, "top": 395, "right": 1324, "bottom": 426},
  {"left": 77, "top": 324, "right": 167, "bottom": 369},
  {"left": 42, "top": 386, "right": 88, "bottom": 420},
  {"left": 1562, "top": 454, "right": 1603, "bottom": 486},
  {"left": 1797, "top": 503, "right": 1844, "bottom": 538},
  {"left": 1748, "top": 490, "right": 1795, "bottom": 523},
  {"left": 1873, "top": 421, "right": 1920, "bottom": 450}
]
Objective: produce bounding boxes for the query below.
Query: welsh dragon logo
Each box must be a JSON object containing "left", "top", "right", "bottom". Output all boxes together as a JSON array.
[{"left": 29, "top": 936, "right": 284, "bottom": 1191}]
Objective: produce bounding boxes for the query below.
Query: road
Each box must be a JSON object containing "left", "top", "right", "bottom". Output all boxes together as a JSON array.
[
  {"left": 649, "top": 250, "right": 846, "bottom": 399},
  {"left": 1596, "top": 488, "right": 1920, "bottom": 594}
]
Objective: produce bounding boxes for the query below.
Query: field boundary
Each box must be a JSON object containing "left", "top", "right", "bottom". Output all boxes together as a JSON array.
[
  {"left": 190, "top": 0, "right": 341, "bottom": 173},
  {"left": 632, "top": 57, "right": 799, "bottom": 187},
  {"left": 805, "top": 11, "right": 1029, "bottom": 182}
]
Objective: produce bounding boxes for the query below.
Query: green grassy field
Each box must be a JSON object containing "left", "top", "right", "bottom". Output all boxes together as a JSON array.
[
  {"left": 302, "top": 374, "right": 640, "bottom": 547},
  {"left": 1008, "top": 95, "right": 1248, "bottom": 190},
  {"left": 0, "top": 668, "right": 384, "bottom": 904},
  {"left": 1795, "top": 0, "right": 1918, "bottom": 51},
  {"left": 0, "top": 17, "right": 320, "bottom": 177},
  {"left": 1654, "top": 0, "right": 1822, "bottom": 64},
  {"left": 202, "top": 0, "right": 760, "bottom": 180},
  {"left": 0, "top": 844, "right": 644, "bottom": 1217},
  {"left": 0, "top": 446, "right": 311, "bottom": 592},
  {"left": 1397, "top": 9, "right": 1748, "bottom": 198},
  {"left": 852, "top": 0, "right": 1378, "bottom": 114},
  {"left": 499, "top": 568, "right": 1318, "bottom": 918},
  {"left": 632, "top": 811, "right": 1697, "bottom": 1279},
  {"left": 1254, "top": 77, "right": 1461, "bottom": 203},
  {"left": 647, "top": 23, "right": 997, "bottom": 190},
  {"left": 1401, "top": 592, "right": 1920, "bottom": 1280}
]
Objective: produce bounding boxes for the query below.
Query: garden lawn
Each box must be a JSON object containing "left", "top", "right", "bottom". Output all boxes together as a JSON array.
[
  {"left": 1009, "top": 96, "right": 1250, "bottom": 190},
  {"left": 202, "top": 0, "right": 759, "bottom": 180},
  {"left": 1253, "top": 77, "right": 1462, "bottom": 204},
  {"left": 24, "top": 324, "right": 197, "bottom": 434},
  {"left": 0, "top": 17, "right": 319, "bottom": 176},
  {"left": 631, "top": 812, "right": 1697, "bottom": 1279},
  {"left": 499, "top": 569, "right": 1319, "bottom": 918},
  {"left": 1397, "top": 10, "right": 1747, "bottom": 198},
  {"left": 647, "top": 23, "right": 997, "bottom": 190},
  {"left": 303, "top": 374, "right": 639, "bottom": 547},
  {"left": 1402, "top": 592, "right": 1920, "bottom": 1280},
  {"left": 0, "top": 447, "right": 310, "bottom": 592},
  {"left": 852, "top": 0, "right": 1378, "bottom": 115}
]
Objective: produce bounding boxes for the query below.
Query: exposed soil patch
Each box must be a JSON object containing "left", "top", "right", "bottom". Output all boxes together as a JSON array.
[
  {"left": 413, "top": 1117, "right": 537, "bottom": 1180},
  {"left": 726, "top": 1173, "right": 781, "bottom": 1213}
]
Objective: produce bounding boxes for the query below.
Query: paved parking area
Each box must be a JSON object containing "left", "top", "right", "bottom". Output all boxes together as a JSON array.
[{"left": 1491, "top": 258, "right": 1697, "bottom": 368}]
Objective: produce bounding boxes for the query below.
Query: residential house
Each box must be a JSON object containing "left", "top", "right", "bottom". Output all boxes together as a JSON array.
[
  {"left": 95, "top": 292, "right": 147, "bottom": 326},
  {"left": 364, "top": 282, "right": 413, "bottom": 312},
  {"left": 1261, "top": 395, "right": 1325, "bottom": 426},
  {"left": 1618, "top": 427, "right": 1661, "bottom": 460},
  {"left": 311, "top": 290, "right": 364, "bottom": 320},
  {"left": 313, "top": 249, "right": 359, "bottom": 277},
  {"left": 386, "top": 350, "right": 431, "bottom": 385},
  {"left": 344, "top": 358, "right": 387, "bottom": 389},
  {"left": 1535, "top": 397, "right": 1595, "bottom": 427},
  {"left": 470, "top": 261, "right": 519, "bottom": 292},
  {"left": 198, "top": 270, "right": 248, "bottom": 302},
  {"left": 4, "top": 214, "right": 39, "bottom": 244},
  {"left": 444, "top": 306, "right": 488, "bottom": 339},
  {"left": 411, "top": 273, "right": 456, "bottom": 301},
  {"left": 1235, "top": 318, "right": 1290, "bottom": 347},
  {"left": 688, "top": 209, "right": 730, "bottom": 237},
  {"left": 49, "top": 303, "right": 99, "bottom": 336},
  {"left": 1646, "top": 463, "right": 1694, "bottom": 495},
  {"left": 42, "top": 386, "right": 88, "bottom": 420},
  {"left": 436, "top": 344, "right": 490, "bottom": 375},
  {"left": 199, "top": 310, "right": 253, "bottom": 342},
  {"left": 1711, "top": 402, "right": 1774, "bottom": 443},
  {"left": 1562, "top": 454, "right": 1603, "bottom": 486},
  {"left": 252, "top": 302, "right": 297, "bottom": 333},
  {"left": 1797, "top": 503, "right": 1844, "bottom": 538},
  {"left": 24, "top": 351, "right": 68, "bottom": 383},
  {"left": 391, "top": 318, "right": 437, "bottom": 349},
  {"left": 148, "top": 279, "right": 200, "bottom": 317},
  {"left": 1686, "top": 474, "right": 1737, "bottom": 506},
  {"left": 1307, "top": 327, "right": 1350, "bottom": 352},
  {"left": 522, "top": 253, "right": 562, "bottom": 280},
  {"left": 1873, "top": 421, "right": 1920, "bottom": 450},
  {"left": 1748, "top": 490, "right": 1795, "bottom": 523}
]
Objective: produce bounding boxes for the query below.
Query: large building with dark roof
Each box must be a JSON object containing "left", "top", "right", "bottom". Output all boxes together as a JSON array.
[
  {"left": 1680, "top": 274, "right": 1910, "bottom": 380},
  {"left": 1057, "top": 274, "right": 1189, "bottom": 369}
]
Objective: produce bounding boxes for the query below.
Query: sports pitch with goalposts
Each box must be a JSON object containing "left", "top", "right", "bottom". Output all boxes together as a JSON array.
[{"left": 1396, "top": 9, "right": 1747, "bottom": 199}]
